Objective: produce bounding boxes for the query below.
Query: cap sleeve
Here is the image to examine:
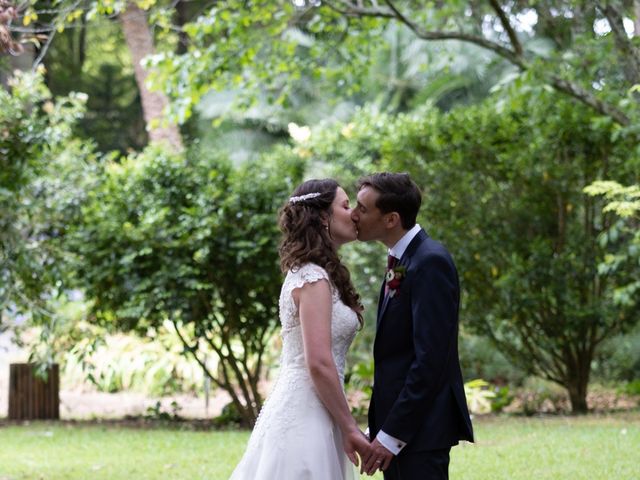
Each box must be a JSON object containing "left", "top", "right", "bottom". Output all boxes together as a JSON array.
[
  {"left": 279, "top": 263, "right": 331, "bottom": 331},
  {"left": 287, "top": 263, "right": 330, "bottom": 291}
]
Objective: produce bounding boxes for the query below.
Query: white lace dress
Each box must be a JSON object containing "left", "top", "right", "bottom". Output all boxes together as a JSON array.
[{"left": 229, "top": 263, "right": 359, "bottom": 480}]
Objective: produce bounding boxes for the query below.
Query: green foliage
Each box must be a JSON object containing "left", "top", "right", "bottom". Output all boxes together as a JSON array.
[
  {"left": 146, "top": 0, "right": 307, "bottom": 124},
  {"left": 345, "top": 354, "right": 374, "bottom": 418},
  {"left": 0, "top": 69, "right": 91, "bottom": 328},
  {"left": 592, "top": 323, "right": 640, "bottom": 383},
  {"left": 584, "top": 181, "right": 640, "bottom": 308},
  {"left": 464, "top": 379, "right": 497, "bottom": 415},
  {"left": 491, "top": 386, "right": 514, "bottom": 414},
  {"left": 461, "top": 379, "right": 514, "bottom": 415},
  {"left": 395, "top": 97, "right": 636, "bottom": 412},
  {"left": 619, "top": 380, "right": 640, "bottom": 397},
  {"left": 279, "top": 87, "right": 639, "bottom": 412},
  {"left": 131, "top": 0, "right": 640, "bottom": 134},
  {"left": 144, "top": 400, "right": 183, "bottom": 421},
  {"left": 44, "top": 17, "right": 147, "bottom": 153},
  {"left": 145, "top": 0, "right": 510, "bottom": 126},
  {"left": 62, "top": 328, "right": 209, "bottom": 396},
  {"left": 64, "top": 142, "right": 304, "bottom": 425},
  {"left": 459, "top": 332, "right": 527, "bottom": 386},
  {"left": 518, "top": 378, "right": 570, "bottom": 416},
  {"left": 213, "top": 402, "right": 244, "bottom": 429},
  {"left": 7, "top": 0, "right": 640, "bottom": 419}
]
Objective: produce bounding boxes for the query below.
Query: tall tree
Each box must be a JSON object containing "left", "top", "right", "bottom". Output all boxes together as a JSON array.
[
  {"left": 120, "top": 2, "right": 182, "bottom": 150},
  {"left": 5, "top": 0, "right": 183, "bottom": 150}
]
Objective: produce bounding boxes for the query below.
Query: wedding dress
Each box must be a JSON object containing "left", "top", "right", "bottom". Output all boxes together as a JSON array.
[{"left": 229, "top": 263, "right": 359, "bottom": 480}]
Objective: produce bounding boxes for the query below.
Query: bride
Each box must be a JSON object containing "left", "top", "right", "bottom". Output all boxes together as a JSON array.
[{"left": 229, "top": 179, "right": 372, "bottom": 479}]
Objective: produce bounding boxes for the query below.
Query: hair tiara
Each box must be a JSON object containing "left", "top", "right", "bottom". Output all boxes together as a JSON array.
[{"left": 289, "top": 192, "right": 322, "bottom": 204}]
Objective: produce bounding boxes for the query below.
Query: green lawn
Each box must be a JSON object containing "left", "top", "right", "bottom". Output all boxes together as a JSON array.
[{"left": 0, "top": 413, "right": 638, "bottom": 479}]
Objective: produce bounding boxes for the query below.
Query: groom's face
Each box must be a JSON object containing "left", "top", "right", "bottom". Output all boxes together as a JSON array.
[{"left": 352, "top": 186, "right": 387, "bottom": 242}]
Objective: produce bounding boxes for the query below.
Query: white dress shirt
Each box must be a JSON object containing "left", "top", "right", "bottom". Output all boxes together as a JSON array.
[{"left": 376, "top": 223, "right": 421, "bottom": 455}]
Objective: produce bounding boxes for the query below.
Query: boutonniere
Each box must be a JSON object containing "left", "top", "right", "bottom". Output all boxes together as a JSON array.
[{"left": 385, "top": 265, "right": 406, "bottom": 297}]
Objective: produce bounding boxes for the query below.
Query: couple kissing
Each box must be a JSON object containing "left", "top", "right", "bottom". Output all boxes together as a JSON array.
[{"left": 230, "top": 172, "right": 474, "bottom": 480}]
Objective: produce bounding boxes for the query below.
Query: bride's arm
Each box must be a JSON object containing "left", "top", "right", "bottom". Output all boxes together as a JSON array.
[{"left": 295, "top": 279, "right": 371, "bottom": 465}]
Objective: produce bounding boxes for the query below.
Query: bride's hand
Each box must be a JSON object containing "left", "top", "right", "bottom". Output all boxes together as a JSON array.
[{"left": 343, "top": 428, "right": 373, "bottom": 467}]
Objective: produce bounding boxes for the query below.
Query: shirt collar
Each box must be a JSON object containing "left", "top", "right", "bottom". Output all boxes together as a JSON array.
[{"left": 389, "top": 224, "right": 421, "bottom": 260}]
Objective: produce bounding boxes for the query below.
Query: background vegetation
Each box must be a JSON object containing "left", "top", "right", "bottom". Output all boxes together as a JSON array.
[{"left": 1, "top": 0, "right": 639, "bottom": 430}]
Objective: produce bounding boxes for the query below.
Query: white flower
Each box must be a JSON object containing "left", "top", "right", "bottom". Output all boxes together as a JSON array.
[{"left": 288, "top": 122, "right": 311, "bottom": 143}]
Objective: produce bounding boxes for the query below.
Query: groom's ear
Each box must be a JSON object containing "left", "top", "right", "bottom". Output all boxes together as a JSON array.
[{"left": 384, "top": 212, "right": 401, "bottom": 229}]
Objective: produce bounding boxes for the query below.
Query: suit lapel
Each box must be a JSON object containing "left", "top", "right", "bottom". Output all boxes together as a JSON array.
[{"left": 376, "top": 229, "right": 429, "bottom": 328}]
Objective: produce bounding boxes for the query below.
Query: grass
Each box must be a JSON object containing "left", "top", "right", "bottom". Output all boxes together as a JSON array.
[{"left": 0, "top": 412, "right": 638, "bottom": 479}]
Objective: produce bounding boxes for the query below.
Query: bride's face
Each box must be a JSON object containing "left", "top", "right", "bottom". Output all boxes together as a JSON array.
[{"left": 327, "top": 187, "right": 357, "bottom": 247}]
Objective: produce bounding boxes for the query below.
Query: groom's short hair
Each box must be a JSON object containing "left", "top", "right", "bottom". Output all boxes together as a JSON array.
[{"left": 357, "top": 172, "right": 421, "bottom": 230}]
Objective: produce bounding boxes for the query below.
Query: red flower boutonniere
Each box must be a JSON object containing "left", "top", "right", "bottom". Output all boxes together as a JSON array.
[{"left": 385, "top": 265, "right": 406, "bottom": 298}]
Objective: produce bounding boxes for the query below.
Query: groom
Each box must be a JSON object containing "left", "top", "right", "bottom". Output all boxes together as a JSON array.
[{"left": 351, "top": 173, "right": 474, "bottom": 479}]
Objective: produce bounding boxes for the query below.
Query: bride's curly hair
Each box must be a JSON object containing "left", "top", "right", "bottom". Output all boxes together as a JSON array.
[{"left": 279, "top": 179, "right": 363, "bottom": 325}]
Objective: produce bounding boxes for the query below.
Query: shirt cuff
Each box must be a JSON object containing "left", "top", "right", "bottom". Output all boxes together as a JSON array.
[{"left": 376, "top": 430, "right": 406, "bottom": 455}]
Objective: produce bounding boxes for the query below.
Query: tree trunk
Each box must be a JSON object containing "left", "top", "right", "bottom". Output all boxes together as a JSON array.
[
  {"left": 120, "top": 2, "right": 183, "bottom": 151},
  {"left": 635, "top": 1, "right": 640, "bottom": 37},
  {"left": 565, "top": 357, "right": 590, "bottom": 414},
  {"left": 567, "top": 383, "right": 588, "bottom": 414}
]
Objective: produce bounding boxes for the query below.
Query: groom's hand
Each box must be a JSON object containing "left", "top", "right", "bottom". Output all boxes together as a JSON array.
[{"left": 361, "top": 438, "right": 394, "bottom": 475}]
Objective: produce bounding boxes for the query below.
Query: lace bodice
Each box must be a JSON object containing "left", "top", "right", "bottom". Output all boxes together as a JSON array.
[{"left": 278, "top": 263, "right": 358, "bottom": 377}]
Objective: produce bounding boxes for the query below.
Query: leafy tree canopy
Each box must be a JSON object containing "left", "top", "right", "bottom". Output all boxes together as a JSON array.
[{"left": 277, "top": 86, "right": 639, "bottom": 412}]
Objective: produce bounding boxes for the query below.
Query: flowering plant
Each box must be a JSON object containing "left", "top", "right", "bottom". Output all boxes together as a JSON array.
[{"left": 385, "top": 265, "right": 406, "bottom": 297}]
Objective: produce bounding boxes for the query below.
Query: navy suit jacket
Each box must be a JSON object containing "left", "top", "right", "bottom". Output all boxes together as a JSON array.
[{"left": 368, "top": 229, "right": 474, "bottom": 453}]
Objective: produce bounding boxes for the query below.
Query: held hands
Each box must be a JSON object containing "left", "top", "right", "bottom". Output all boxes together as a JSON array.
[
  {"left": 343, "top": 428, "right": 373, "bottom": 469},
  {"left": 361, "top": 438, "right": 394, "bottom": 476}
]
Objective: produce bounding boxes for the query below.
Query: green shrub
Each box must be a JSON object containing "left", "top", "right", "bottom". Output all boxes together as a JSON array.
[
  {"left": 619, "top": 380, "right": 640, "bottom": 397},
  {"left": 61, "top": 326, "right": 210, "bottom": 396},
  {"left": 144, "top": 400, "right": 183, "bottom": 421},
  {"left": 213, "top": 402, "right": 244, "bottom": 428},
  {"left": 491, "top": 386, "right": 514, "bottom": 413},
  {"left": 518, "top": 378, "right": 569, "bottom": 415},
  {"left": 464, "top": 379, "right": 496, "bottom": 415},
  {"left": 458, "top": 332, "right": 527, "bottom": 386},
  {"left": 592, "top": 323, "right": 640, "bottom": 383}
]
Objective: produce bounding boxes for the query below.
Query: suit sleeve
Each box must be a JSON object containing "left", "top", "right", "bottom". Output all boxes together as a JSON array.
[{"left": 380, "top": 253, "right": 459, "bottom": 444}]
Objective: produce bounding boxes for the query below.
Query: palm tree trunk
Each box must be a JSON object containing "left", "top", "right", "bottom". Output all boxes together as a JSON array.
[{"left": 120, "top": 3, "right": 183, "bottom": 151}]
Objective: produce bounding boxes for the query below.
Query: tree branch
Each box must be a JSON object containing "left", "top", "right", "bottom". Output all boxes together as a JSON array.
[
  {"left": 31, "top": 27, "right": 56, "bottom": 69},
  {"left": 322, "top": 2, "right": 631, "bottom": 126},
  {"left": 172, "top": 319, "right": 226, "bottom": 390},
  {"left": 324, "top": 0, "right": 395, "bottom": 18},
  {"left": 550, "top": 75, "right": 630, "bottom": 125},
  {"left": 598, "top": 2, "right": 640, "bottom": 87},
  {"left": 488, "top": 0, "right": 523, "bottom": 56},
  {"left": 211, "top": 328, "right": 256, "bottom": 417},
  {"left": 327, "top": 1, "right": 527, "bottom": 67}
]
